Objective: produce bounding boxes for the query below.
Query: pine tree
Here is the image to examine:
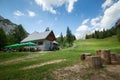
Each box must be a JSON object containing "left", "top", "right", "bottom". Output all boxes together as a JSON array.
[
  {"left": 60, "top": 32, "right": 64, "bottom": 48},
  {"left": 85, "top": 34, "right": 88, "bottom": 39},
  {"left": 94, "top": 31, "right": 98, "bottom": 39},
  {"left": 72, "top": 35, "right": 76, "bottom": 40},
  {"left": 0, "top": 27, "right": 7, "bottom": 50},
  {"left": 66, "top": 27, "right": 73, "bottom": 47},
  {"left": 45, "top": 27, "right": 50, "bottom": 31}
]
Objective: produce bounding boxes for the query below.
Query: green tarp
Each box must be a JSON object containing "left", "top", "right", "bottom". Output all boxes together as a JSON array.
[
  {"left": 20, "top": 42, "right": 37, "bottom": 46},
  {"left": 5, "top": 44, "right": 21, "bottom": 48},
  {"left": 5, "top": 42, "right": 37, "bottom": 48}
]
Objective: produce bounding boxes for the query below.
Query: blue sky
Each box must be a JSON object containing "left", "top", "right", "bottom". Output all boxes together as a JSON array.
[{"left": 0, "top": 0, "right": 120, "bottom": 39}]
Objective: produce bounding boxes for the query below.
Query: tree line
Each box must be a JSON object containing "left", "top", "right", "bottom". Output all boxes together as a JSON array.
[
  {"left": 0, "top": 24, "right": 28, "bottom": 50},
  {"left": 86, "top": 19, "right": 120, "bottom": 42},
  {"left": 57, "top": 27, "right": 76, "bottom": 48}
]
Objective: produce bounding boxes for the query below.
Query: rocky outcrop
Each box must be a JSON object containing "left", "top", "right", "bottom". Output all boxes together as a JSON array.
[{"left": 0, "top": 16, "right": 17, "bottom": 34}]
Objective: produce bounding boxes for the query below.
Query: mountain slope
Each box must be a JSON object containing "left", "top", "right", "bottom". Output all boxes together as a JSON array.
[{"left": 0, "top": 16, "right": 17, "bottom": 34}]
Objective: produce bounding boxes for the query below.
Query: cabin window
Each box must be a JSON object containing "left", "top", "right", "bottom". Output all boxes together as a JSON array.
[{"left": 38, "top": 41, "right": 43, "bottom": 45}]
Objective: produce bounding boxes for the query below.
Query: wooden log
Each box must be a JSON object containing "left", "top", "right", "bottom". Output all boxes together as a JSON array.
[
  {"left": 85, "top": 55, "right": 92, "bottom": 61},
  {"left": 87, "top": 56, "right": 103, "bottom": 68},
  {"left": 111, "top": 53, "right": 117, "bottom": 61},
  {"left": 116, "top": 54, "right": 120, "bottom": 64},
  {"left": 101, "top": 50, "right": 111, "bottom": 64},
  {"left": 80, "top": 53, "right": 91, "bottom": 61},
  {"left": 80, "top": 54, "right": 85, "bottom": 60},
  {"left": 84, "top": 53, "right": 91, "bottom": 60},
  {"left": 96, "top": 50, "right": 101, "bottom": 56},
  {"left": 85, "top": 54, "right": 92, "bottom": 60},
  {"left": 85, "top": 53, "right": 91, "bottom": 56}
]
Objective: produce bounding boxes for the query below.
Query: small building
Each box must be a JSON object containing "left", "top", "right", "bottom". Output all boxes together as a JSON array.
[{"left": 21, "top": 31, "right": 58, "bottom": 51}]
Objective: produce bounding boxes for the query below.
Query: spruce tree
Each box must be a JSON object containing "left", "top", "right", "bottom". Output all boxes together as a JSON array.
[
  {"left": 60, "top": 32, "right": 64, "bottom": 48},
  {"left": 66, "top": 27, "right": 73, "bottom": 47},
  {"left": 45, "top": 27, "right": 50, "bottom": 31}
]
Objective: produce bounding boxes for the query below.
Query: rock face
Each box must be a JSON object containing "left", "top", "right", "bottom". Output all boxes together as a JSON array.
[{"left": 0, "top": 16, "right": 17, "bottom": 34}]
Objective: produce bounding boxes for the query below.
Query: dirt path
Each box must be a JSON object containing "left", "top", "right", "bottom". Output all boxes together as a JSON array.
[
  {"left": 21, "top": 59, "right": 66, "bottom": 70},
  {"left": 0, "top": 54, "right": 40, "bottom": 65},
  {"left": 53, "top": 61, "right": 120, "bottom": 80}
]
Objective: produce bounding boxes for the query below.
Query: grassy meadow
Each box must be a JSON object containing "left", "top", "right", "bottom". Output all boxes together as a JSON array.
[{"left": 0, "top": 36, "right": 120, "bottom": 80}]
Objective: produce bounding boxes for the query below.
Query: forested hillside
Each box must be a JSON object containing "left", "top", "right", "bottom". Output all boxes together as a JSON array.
[{"left": 86, "top": 19, "right": 120, "bottom": 42}]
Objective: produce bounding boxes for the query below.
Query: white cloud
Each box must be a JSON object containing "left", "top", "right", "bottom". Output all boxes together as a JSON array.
[
  {"left": 76, "top": 25, "right": 88, "bottom": 32},
  {"left": 13, "top": 10, "right": 24, "bottom": 16},
  {"left": 75, "top": 19, "right": 90, "bottom": 39},
  {"left": 82, "top": 19, "right": 90, "bottom": 25},
  {"left": 76, "top": 19, "right": 89, "bottom": 32},
  {"left": 34, "top": 0, "right": 77, "bottom": 14},
  {"left": 56, "top": 34, "right": 60, "bottom": 38},
  {"left": 100, "top": 0, "right": 120, "bottom": 28},
  {"left": 27, "top": 10, "right": 36, "bottom": 17},
  {"left": 67, "top": 0, "right": 77, "bottom": 13},
  {"left": 75, "top": 0, "right": 120, "bottom": 39},
  {"left": 102, "top": 0, "right": 114, "bottom": 9},
  {"left": 91, "top": 16, "right": 102, "bottom": 27}
]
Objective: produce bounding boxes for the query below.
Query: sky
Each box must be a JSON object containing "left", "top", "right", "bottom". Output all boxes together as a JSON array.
[{"left": 0, "top": 0, "right": 120, "bottom": 39}]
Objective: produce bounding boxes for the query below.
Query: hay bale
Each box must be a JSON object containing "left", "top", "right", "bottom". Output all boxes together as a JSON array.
[
  {"left": 87, "top": 56, "right": 103, "bottom": 68},
  {"left": 101, "top": 50, "right": 111, "bottom": 64},
  {"left": 96, "top": 50, "right": 101, "bottom": 56}
]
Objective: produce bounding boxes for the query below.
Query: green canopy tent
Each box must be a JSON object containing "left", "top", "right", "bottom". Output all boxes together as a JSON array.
[
  {"left": 20, "top": 42, "right": 37, "bottom": 46},
  {"left": 5, "top": 42, "right": 37, "bottom": 48},
  {"left": 5, "top": 42, "right": 37, "bottom": 52},
  {"left": 5, "top": 43, "right": 21, "bottom": 48},
  {"left": 20, "top": 42, "right": 38, "bottom": 52}
]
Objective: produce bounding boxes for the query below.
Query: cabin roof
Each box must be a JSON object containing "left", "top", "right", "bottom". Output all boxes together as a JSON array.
[{"left": 21, "top": 31, "right": 54, "bottom": 43}]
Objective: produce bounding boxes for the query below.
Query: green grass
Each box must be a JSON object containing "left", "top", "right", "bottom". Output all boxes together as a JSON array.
[{"left": 0, "top": 36, "right": 120, "bottom": 80}]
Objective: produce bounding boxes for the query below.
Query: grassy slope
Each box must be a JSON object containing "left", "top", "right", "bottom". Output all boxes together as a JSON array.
[
  {"left": 75, "top": 36, "right": 120, "bottom": 54},
  {"left": 0, "top": 36, "right": 120, "bottom": 80}
]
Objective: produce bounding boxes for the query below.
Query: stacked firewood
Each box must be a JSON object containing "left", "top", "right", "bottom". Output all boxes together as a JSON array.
[{"left": 80, "top": 50, "right": 120, "bottom": 68}]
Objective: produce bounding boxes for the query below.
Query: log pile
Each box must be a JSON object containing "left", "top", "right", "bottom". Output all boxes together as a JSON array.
[{"left": 80, "top": 50, "right": 120, "bottom": 68}]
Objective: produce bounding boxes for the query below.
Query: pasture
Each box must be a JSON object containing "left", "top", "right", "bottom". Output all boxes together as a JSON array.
[{"left": 0, "top": 36, "right": 120, "bottom": 80}]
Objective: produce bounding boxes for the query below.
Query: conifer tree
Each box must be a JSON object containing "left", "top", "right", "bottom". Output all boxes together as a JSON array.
[
  {"left": 66, "top": 27, "right": 73, "bottom": 47},
  {"left": 60, "top": 32, "right": 64, "bottom": 48},
  {"left": 45, "top": 27, "right": 50, "bottom": 31}
]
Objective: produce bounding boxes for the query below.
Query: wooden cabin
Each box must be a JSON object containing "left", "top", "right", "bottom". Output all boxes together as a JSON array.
[{"left": 21, "top": 31, "right": 58, "bottom": 51}]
